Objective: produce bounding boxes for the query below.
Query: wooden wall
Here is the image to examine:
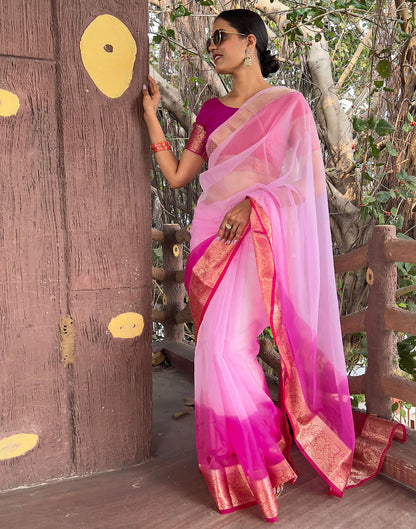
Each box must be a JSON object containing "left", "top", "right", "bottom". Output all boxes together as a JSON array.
[{"left": 0, "top": 0, "right": 152, "bottom": 490}]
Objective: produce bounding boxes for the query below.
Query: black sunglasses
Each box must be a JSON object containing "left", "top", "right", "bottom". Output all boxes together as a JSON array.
[{"left": 206, "top": 29, "right": 247, "bottom": 53}]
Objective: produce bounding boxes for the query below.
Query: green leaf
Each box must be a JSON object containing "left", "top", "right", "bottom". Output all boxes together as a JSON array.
[
  {"left": 391, "top": 207, "right": 398, "bottom": 216},
  {"left": 360, "top": 205, "right": 369, "bottom": 221},
  {"left": 400, "top": 408, "right": 406, "bottom": 418},
  {"left": 407, "top": 112, "right": 414, "bottom": 122},
  {"left": 402, "top": 123, "right": 412, "bottom": 133},
  {"left": 368, "top": 135, "right": 380, "bottom": 158},
  {"left": 377, "top": 59, "right": 391, "bottom": 78},
  {"left": 152, "top": 35, "right": 163, "bottom": 44},
  {"left": 377, "top": 190, "right": 391, "bottom": 203},
  {"left": 379, "top": 212, "right": 385, "bottom": 224},
  {"left": 353, "top": 117, "right": 367, "bottom": 132},
  {"left": 367, "top": 115, "right": 378, "bottom": 130},
  {"left": 386, "top": 141, "right": 398, "bottom": 156},
  {"left": 375, "top": 119, "right": 395, "bottom": 136},
  {"left": 390, "top": 189, "right": 397, "bottom": 199},
  {"left": 374, "top": 80, "right": 384, "bottom": 89},
  {"left": 315, "top": 33, "right": 322, "bottom": 42},
  {"left": 394, "top": 214, "right": 404, "bottom": 230},
  {"left": 392, "top": 402, "right": 399, "bottom": 412}
]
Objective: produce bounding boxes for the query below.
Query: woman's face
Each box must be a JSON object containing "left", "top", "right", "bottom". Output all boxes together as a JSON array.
[{"left": 208, "top": 18, "right": 248, "bottom": 75}]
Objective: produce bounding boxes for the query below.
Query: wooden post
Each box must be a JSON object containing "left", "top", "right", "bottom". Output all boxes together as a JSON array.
[
  {"left": 0, "top": 0, "right": 152, "bottom": 490},
  {"left": 162, "top": 224, "right": 185, "bottom": 342},
  {"left": 364, "top": 225, "right": 397, "bottom": 418}
]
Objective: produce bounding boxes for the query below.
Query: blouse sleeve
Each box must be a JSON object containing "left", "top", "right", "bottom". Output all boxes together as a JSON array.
[{"left": 185, "top": 121, "right": 207, "bottom": 161}]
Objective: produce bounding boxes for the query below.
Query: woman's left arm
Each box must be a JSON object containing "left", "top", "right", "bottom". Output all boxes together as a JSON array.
[{"left": 217, "top": 198, "right": 252, "bottom": 244}]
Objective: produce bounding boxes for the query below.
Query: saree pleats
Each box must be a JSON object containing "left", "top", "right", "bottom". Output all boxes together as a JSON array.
[{"left": 193, "top": 234, "right": 296, "bottom": 522}]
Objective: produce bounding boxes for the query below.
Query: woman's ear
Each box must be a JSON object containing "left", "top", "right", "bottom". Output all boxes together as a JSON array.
[{"left": 247, "top": 34, "right": 257, "bottom": 49}]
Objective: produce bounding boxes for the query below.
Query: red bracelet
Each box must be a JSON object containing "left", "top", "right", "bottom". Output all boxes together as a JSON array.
[{"left": 151, "top": 141, "right": 171, "bottom": 153}]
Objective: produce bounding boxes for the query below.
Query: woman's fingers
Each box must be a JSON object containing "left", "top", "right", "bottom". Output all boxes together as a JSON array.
[
  {"left": 217, "top": 219, "right": 245, "bottom": 244},
  {"left": 217, "top": 199, "right": 252, "bottom": 244},
  {"left": 142, "top": 76, "right": 160, "bottom": 114}
]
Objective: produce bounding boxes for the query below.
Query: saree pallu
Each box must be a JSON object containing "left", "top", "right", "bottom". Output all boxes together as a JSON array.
[{"left": 185, "top": 88, "right": 406, "bottom": 523}]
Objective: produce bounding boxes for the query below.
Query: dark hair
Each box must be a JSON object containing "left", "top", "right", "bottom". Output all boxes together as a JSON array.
[{"left": 216, "top": 9, "right": 279, "bottom": 78}]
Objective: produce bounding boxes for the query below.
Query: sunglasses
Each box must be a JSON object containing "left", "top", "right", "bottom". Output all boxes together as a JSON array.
[{"left": 206, "top": 29, "right": 247, "bottom": 53}]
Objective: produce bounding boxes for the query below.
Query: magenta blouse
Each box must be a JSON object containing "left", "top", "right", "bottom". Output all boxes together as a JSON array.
[{"left": 185, "top": 98, "right": 238, "bottom": 160}]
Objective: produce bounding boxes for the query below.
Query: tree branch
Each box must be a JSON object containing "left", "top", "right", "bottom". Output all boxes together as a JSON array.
[{"left": 149, "top": 66, "right": 195, "bottom": 132}]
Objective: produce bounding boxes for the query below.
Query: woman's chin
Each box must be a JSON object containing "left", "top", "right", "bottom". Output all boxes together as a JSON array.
[{"left": 214, "top": 64, "right": 230, "bottom": 75}]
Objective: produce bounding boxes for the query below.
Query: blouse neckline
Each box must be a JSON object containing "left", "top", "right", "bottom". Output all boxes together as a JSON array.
[{"left": 217, "top": 87, "right": 275, "bottom": 109}]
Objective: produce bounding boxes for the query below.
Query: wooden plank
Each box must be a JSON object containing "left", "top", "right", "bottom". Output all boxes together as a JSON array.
[
  {"left": 334, "top": 244, "right": 368, "bottom": 273},
  {"left": 154, "top": 340, "right": 195, "bottom": 379},
  {"left": 0, "top": 56, "right": 70, "bottom": 489},
  {"left": 340, "top": 310, "right": 366, "bottom": 334},
  {"left": 385, "top": 238, "right": 416, "bottom": 264},
  {"left": 0, "top": 0, "right": 54, "bottom": 59},
  {"left": 381, "top": 374, "right": 416, "bottom": 406},
  {"left": 385, "top": 305, "right": 416, "bottom": 335},
  {"left": 381, "top": 428, "right": 416, "bottom": 492},
  {"left": 55, "top": 0, "right": 152, "bottom": 474}
]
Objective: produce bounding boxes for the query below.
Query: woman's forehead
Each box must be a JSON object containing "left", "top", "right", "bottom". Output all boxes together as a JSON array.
[{"left": 212, "top": 18, "right": 234, "bottom": 31}]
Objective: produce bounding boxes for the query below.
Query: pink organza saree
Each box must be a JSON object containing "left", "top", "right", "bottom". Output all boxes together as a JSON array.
[{"left": 184, "top": 88, "right": 405, "bottom": 523}]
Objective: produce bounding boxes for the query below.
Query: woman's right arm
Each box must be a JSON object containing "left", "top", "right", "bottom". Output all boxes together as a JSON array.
[{"left": 142, "top": 77, "right": 205, "bottom": 189}]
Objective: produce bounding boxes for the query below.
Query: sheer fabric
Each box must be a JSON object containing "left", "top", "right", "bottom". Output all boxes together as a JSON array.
[{"left": 185, "top": 87, "right": 406, "bottom": 522}]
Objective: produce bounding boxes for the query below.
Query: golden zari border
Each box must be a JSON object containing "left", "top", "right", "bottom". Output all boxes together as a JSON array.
[
  {"left": 200, "top": 459, "right": 296, "bottom": 522},
  {"left": 250, "top": 199, "right": 353, "bottom": 495},
  {"left": 207, "top": 87, "right": 294, "bottom": 159},
  {"left": 188, "top": 228, "right": 248, "bottom": 336},
  {"left": 347, "top": 414, "right": 406, "bottom": 488}
]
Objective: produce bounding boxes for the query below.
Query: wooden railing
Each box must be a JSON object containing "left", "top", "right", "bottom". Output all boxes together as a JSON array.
[{"left": 152, "top": 223, "right": 416, "bottom": 418}]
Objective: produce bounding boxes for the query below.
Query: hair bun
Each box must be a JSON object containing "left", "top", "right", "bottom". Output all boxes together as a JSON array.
[{"left": 260, "top": 49, "right": 280, "bottom": 78}]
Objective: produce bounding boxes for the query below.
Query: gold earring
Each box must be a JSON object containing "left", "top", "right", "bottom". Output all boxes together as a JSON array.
[{"left": 244, "top": 48, "right": 252, "bottom": 67}]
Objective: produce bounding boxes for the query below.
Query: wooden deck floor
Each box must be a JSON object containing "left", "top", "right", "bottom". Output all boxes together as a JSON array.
[{"left": 0, "top": 366, "right": 415, "bottom": 529}]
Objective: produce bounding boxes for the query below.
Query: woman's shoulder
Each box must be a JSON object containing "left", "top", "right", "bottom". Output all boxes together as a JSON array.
[
  {"left": 199, "top": 97, "right": 222, "bottom": 113},
  {"left": 195, "top": 98, "right": 220, "bottom": 124}
]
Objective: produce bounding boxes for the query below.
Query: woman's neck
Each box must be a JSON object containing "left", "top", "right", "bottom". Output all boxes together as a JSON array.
[{"left": 222, "top": 69, "right": 270, "bottom": 106}]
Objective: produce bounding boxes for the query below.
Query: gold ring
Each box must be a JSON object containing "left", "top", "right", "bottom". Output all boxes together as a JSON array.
[{"left": 225, "top": 223, "right": 232, "bottom": 230}]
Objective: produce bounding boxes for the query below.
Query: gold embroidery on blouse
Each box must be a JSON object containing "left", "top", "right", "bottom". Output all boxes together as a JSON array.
[{"left": 186, "top": 122, "right": 207, "bottom": 159}]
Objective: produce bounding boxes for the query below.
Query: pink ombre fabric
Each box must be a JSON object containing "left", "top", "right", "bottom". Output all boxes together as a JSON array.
[{"left": 185, "top": 87, "right": 404, "bottom": 523}]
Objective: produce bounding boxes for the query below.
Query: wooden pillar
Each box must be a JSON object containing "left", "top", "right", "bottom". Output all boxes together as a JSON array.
[
  {"left": 364, "top": 225, "right": 397, "bottom": 418},
  {"left": 162, "top": 224, "right": 185, "bottom": 341},
  {"left": 0, "top": 0, "right": 152, "bottom": 489}
]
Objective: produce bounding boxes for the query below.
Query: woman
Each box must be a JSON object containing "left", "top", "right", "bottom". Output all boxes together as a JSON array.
[{"left": 142, "top": 9, "right": 405, "bottom": 523}]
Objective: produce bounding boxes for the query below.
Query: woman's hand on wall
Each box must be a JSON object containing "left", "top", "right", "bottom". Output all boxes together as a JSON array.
[
  {"left": 217, "top": 198, "right": 252, "bottom": 244},
  {"left": 142, "top": 76, "right": 161, "bottom": 120}
]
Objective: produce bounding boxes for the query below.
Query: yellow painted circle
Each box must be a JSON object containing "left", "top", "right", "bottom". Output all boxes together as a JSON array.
[
  {"left": 162, "top": 294, "right": 168, "bottom": 306},
  {"left": 0, "top": 89, "right": 20, "bottom": 116},
  {"left": 0, "top": 433, "right": 39, "bottom": 461},
  {"left": 108, "top": 312, "right": 144, "bottom": 339},
  {"left": 172, "top": 245, "right": 180, "bottom": 257},
  {"left": 80, "top": 14, "right": 137, "bottom": 99}
]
